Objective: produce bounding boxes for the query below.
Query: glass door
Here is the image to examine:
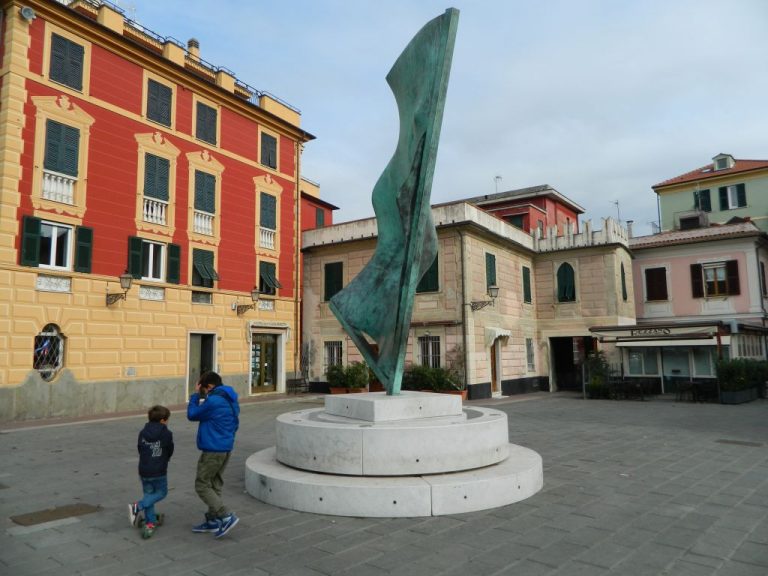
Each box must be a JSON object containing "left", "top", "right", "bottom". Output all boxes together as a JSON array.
[{"left": 251, "top": 333, "right": 277, "bottom": 393}]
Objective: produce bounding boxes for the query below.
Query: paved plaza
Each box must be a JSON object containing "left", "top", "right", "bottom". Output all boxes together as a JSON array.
[{"left": 1, "top": 393, "right": 767, "bottom": 576}]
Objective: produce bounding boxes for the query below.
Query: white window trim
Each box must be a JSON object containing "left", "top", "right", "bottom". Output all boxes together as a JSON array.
[
  {"left": 141, "top": 239, "right": 166, "bottom": 282},
  {"left": 39, "top": 221, "right": 73, "bottom": 270}
]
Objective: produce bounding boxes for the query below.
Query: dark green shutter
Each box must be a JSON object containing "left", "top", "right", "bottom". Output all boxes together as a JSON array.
[
  {"left": 74, "top": 226, "right": 92, "bottom": 273},
  {"left": 261, "top": 133, "right": 277, "bottom": 168},
  {"left": 194, "top": 171, "right": 215, "bottom": 213},
  {"left": 736, "top": 183, "right": 746, "bottom": 207},
  {"left": 67, "top": 41, "right": 84, "bottom": 91},
  {"left": 726, "top": 260, "right": 740, "bottom": 295},
  {"left": 324, "top": 262, "right": 343, "bottom": 301},
  {"left": 144, "top": 154, "right": 169, "bottom": 201},
  {"left": 719, "top": 187, "right": 728, "bottom": 210},
  {"left": 147, "top": 80, "right": 172, "bottom": 126},
  {"left": 49, "top": 34, "right": 67, "bottom": 85},
  {"left": 485, "top": 253, "right": 496, "bottom": 289},
  {"left": 316, "top": 208, "right": 325, "bottom": 228},
  {"left": 166, "top": 243, "right": 180, "bottom": 284},
  {"left": 21, "top": 215, "right": 41, "bottom": 267},
  {"left": 260, "top": 193, "right": 277, "bottom": 229},
  {"left": 690, "top": 264, "right": 703, "bottom": 298},
  {"left": 196, "top": 103, "right": 216, "bottom": 144},
  {"left": 699, "top": 189, "right": 711, "bottom": 212},
  {"left": 557, "top": 263, "right": 575, "bottom": 302},
  {"left": 44, "top": 120, "right": 79, "bottom": 176},
  {"left": 416, "top": 255, "right": 439, "bottom": 293},
  {"left": 620, "top": 263, "right": 627, "bottom": 301},
  {"left": 192, "top": 249, "right": 217, "bottom": 287},
  {"left": 128, "top": 236, "right": 143, "bottom": 279},
  {"left": 522, "top": 266, "right": 532, "bottom": 303}
]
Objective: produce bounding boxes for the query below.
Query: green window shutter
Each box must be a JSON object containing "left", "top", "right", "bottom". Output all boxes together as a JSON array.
[
  {"left": 147, "top": 80, "right": 172, "bottom": 126},
  {"left": 557, "top": 263, "right": 575, "bottom": 302},
  {"left": 259, "top": 261, "right": 281, "bottom": 295},
  {"left": 21, "top": 215, "right": 41, "bottom": 267},
  {"left": 194, "top": 171, "right": 215, "bottom": 213},
  {"left": 316, "top": 208, "right": 325, "bottom": 228},
  {"left": 416, "top": 255, "right": 439, "bottom": 293},
  {"left": 45, "top": 120, "right": 79, "bottom": 176},
  {"left": 736, "top": 183, "right": 746, "bottom": 207},
  {"left": 719, "top": 187, "right": 728, "bottom": 210},
  {"left": 699, "top": 189, "right": 711, "bottom": 212},
  {"left": 67, "top": 41, "right": 84, "bottom": 91},
  {"left": 485, "top": 253, "right": 496, "bottom": 289},
  {"left": 726, "top": 260, "right": 740, "bottom": 295},
  {"left": 690, "top": 264, "right": 703, "bottom": 298},
  {"left": 261, "top": 133, "right": 277, "bottom": 168},
  {"left": 260, "top": 193, "right": 277, "bottom": 229},
  {"left": 324, "top": 262, "right": 343, "bottom": 301},
  {"left": 620, "top": 263, "right": 627, "bottom": 301},
  {"left": 196, "top": 103, "right": 217, "bottom": 144},
  {"left": 166, "top": 243, "right": 180, "bottom": 284},
  {"left": 128, "top": 236, "right": 143, "bottom": 279},
  {"left": 522, "top": 266, "right": 532, "bottom": 303},
  {"left": 49, "top": 34, "right": 68, "bottom": 85},
  {"left": 192, "top": 249, "right": 217, "bottom": 287},
  {"left": 74, "top": 226, "right": 93, "bottom": 273},
  {"left": 144, "top": 154, "right": 169, "bottom": 201}
]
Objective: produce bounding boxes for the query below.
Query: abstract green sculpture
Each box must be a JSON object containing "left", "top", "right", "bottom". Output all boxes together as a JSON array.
[{"left": 329, "top": 8, "right": 459, "bottom": 395}]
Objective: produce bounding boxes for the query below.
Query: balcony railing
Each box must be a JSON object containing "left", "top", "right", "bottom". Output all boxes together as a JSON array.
[
  {"left": 42, "top": 170, "right": 76, "bottom": 205},
  {"left": 194, "top": 210, "right": 214, "bottom": 236},
  {"left": 260, "top": 227, "right": 276, "bottom": 250},
  {"left": 143, "top": 197, "right": 168, "bottom": 225}
]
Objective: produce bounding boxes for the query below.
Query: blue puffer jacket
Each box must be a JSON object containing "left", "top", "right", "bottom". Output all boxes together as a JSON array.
[{"left": 187, "top": 385, "right": 240, "bottom": 452}]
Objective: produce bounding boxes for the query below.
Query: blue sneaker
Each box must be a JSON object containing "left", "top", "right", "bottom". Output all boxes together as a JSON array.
[
  {"left": 191, "top": 518, "right": 220, "bottom": 533},
  {"left": 214, "top": 514, "right": 239, "bottom": 539}
]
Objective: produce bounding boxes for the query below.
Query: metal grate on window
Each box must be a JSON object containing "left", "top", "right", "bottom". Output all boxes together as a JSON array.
[{"left": 33, "top": 323, "right": 64, "bottom": 381}]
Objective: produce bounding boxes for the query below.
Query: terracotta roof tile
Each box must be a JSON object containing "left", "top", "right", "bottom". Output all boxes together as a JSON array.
[
  {"left": 629, "top": 222, "right": 762, "bottom": 249},
  {"left": 653, "top": 159, "right": 768, "bottom": 189}
]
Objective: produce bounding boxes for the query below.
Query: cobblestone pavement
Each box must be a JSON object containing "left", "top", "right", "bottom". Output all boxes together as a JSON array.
[{"left": 1, "top": 393, "right": 767, "bottom": 576}]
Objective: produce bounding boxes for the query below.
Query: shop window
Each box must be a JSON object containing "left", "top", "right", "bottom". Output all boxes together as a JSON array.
[{"left": 627, "top": 348, "right": 659, "bottom": 375}]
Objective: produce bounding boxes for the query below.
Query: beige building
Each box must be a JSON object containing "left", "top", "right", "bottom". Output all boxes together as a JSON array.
[{"left": 302, "top": 199, "right": 634, "bottom": 399}]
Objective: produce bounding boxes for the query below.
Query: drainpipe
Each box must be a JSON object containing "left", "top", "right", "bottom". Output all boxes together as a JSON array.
[
  {"left": 459, "top": 230, "right": 470, "bottom": 391},
  {"left": 294, "top": 142, "right": 302, "bottom": 378},
  {"left": 656, "top": 191, "right": 661, "bottom": 232}
]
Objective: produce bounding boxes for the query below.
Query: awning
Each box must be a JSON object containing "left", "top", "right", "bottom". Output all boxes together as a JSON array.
[
  {"left": 485, "top": 327, "right": 511, "bottom": 347},
  {"left": 616, "top": 336, "right": 731, "bottom": 348},
  {"left": 260, "top": 267, "right": 282, "bottom": 290},
  {"left": 193, "top": 262, "right": 219, "bottom": 281}
]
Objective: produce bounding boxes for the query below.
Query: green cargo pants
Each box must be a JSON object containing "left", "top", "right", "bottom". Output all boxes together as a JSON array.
[{"left": 195, "top": 451, "right": 231, "bottom": 520}]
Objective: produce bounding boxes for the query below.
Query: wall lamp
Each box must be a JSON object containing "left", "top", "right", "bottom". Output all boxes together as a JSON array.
[
  {"left": 235, "top": 287, "right": 260, "bottom": 315},
  {"left": 106, "top": 271, "right": 133, "bottom": 306},
  {"left": 470, "top": 285, "right": 499, "bottom": 311}
]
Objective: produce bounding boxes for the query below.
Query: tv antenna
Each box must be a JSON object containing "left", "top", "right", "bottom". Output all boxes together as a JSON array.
[
  {"left": 610, "top": 200, "right": 621, "bottom": 222},
  {"left": 494, "top": 175, "right": 502, "bottom": 194}
]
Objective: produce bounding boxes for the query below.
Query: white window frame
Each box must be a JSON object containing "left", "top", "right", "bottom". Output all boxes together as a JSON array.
[
  {"left": 324, "top": 341, "right": 343, "bottom": 374},
  {"left": 141, "top": 239, "right": 166, "bottom": 282},
  {"left": 726, "top": 185, "right": 744, "bottom": 209},
  {"left": 39, "top": 221, "right": 73, "bottom": 270},
  {"left": 418, "top": 335, "right": 441, "bottom": 369}
]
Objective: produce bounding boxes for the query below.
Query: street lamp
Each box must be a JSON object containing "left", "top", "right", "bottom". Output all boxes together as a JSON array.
[
  {"left": 106, "top": 271, "right": 133, "bottom": 306},
  {"left": 470, "top": 285, "right": 499, "bottom": 312},
  {"left": 236, "top": 287, "right": 260, "bottom": 315}
]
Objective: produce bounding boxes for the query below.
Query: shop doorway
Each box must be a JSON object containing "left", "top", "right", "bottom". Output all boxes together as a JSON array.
[
  {"left": 251, "top": 333, "right": 278, "bottom": 393},
  {"left": 188, "top": 333, "right": 215, "bottom": 394}
]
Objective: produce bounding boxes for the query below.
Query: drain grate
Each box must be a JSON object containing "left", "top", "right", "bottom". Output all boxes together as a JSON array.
[
  {"left": 715, "top": 439, "right": 763, "bottom": 447},
  {"left": 10, "top": 503, "right": 101, "bottom": 526}
]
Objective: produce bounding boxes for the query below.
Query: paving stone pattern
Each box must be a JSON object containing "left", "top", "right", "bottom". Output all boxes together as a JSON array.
[{"left": 1, "top": 393, "right": 767, "bottom": 576}]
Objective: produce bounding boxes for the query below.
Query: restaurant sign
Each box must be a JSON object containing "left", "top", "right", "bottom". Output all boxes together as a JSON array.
[{"left": 590, "top": 324, "right": 719, "bottom": 341}]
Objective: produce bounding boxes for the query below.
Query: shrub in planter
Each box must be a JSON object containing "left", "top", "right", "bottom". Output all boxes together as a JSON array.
[
  {"left": 716, "top": 358, "right": 766, "bottom": 404},
  {"left": 326, "top": 363, "right": 347, "bottom": 393},
  {"left": 345, "top": 362, "right": 370, "bottom": 390},
  {"left": 402, "top": 364, "right": 435, "bottom": 391}
]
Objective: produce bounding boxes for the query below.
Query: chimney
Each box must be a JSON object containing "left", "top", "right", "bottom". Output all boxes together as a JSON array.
[
  {"left": 626, "top": 220, "right": 634, "bottom": 238},
  {"left": 187, "top": 38, "right": 200, "bottom": 61}
]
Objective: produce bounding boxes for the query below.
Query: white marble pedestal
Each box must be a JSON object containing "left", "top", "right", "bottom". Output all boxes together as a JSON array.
[{"left": 245, "top": 392, "right": 543, "bottom": 517}]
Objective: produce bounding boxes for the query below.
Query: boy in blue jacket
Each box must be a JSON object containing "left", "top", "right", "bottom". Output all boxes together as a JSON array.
[
  {"left": 187, "top": 371, "right": 240, "bottom": 538},
  {"left": 128, "top": 405, "right": 174, "bottom": 539}
]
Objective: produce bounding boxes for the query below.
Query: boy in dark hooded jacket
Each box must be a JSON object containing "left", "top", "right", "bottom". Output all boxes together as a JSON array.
[
  {"left": 187, "top": 371, "right": 240, "bottom": 538},
  {"left": 128, "top": 405, "right": 174, "bottom": 539}
]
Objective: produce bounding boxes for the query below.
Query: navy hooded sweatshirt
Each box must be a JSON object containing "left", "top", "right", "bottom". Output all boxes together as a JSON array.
[{"left": 137, "top": 421, "right": 174, "bottom": 478}]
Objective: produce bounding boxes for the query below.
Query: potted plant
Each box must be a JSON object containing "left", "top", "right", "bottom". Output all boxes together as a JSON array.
[
  {"left": 585, "top": 351, "right": 610, "bottom": 399},
  {"left": 402, "top": 364, "right": 435, "bottom": 392},
  {"left": 717, "top": 358, "right": 760, "bottom": 404},
  {"left": 431, "top": 367, "right": 467, "bottom": 400},
  {"left": 345, "top": 362, "right": 370, "bottom": 393},
  {"left": 326, "top": 364, "right": 347, "bottom": 394}
]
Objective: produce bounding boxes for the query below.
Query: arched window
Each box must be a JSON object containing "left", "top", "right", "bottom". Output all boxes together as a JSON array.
[
  {"left": 557, "top": 263, "right": 576, "bottom": 302},
  {"left": 621, "top": 262, "right": 628, "bottom": 301},
  {"left": 33, "top": 324, "right": 64, "bottom": 381}
]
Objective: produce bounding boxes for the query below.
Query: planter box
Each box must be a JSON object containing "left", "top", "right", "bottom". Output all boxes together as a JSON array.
[
  {"left": 329, "top": 387, "right": 347, "bottom": 395},
  {"left": 720, "top": 387, "right": 757, "bottom": 405},
  {"left": 436, "top": 389, "right": 468, "bottom": 401}
]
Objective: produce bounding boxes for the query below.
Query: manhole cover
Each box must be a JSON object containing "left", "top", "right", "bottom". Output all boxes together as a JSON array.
[{"left": 10, "top": 503, "right": 101, "bottom": 526}]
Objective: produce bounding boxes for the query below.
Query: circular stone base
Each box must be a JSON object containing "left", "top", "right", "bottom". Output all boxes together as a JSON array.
[{"left": 245, "top": 443, "right": 543, "bottom": 517}]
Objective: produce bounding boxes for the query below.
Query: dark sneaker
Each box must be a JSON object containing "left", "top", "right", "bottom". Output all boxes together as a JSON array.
[
  {"left": 128, "top": 502, "right": 140, "bottom": 527},
  {"left": 191, "top": 518, "right": 220, "bottom": 533},
  {"left": 215, "top": 514, "right": 239, "bottom": 539},
  {"left": 141, "top": 522, "right": 156, "bottom": 539},
  {"left": 155, "top": 513, "right": 164, "bottom": 526}
]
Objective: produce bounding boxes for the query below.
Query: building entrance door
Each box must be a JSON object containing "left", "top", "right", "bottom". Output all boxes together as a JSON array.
[
  {"left": 251, "top": 334, "right": 277, "bottom": 393},
  {"left": 188, "top": 333, "right": 215, "bottom": 394}
]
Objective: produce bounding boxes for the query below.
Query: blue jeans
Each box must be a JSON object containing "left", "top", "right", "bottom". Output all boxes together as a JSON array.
[{"left": 138, "top": 475, "right": 167, "bottom": 524}]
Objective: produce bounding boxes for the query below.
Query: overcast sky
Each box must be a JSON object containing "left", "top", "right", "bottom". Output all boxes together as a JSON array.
[{"left": 124, "top": 0, "right": 768, "bottom": 236}]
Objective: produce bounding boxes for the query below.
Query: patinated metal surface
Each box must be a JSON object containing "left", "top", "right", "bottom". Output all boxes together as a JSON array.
[{"left": 330, "top": 9, "right": 459, "bottom": 395}]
